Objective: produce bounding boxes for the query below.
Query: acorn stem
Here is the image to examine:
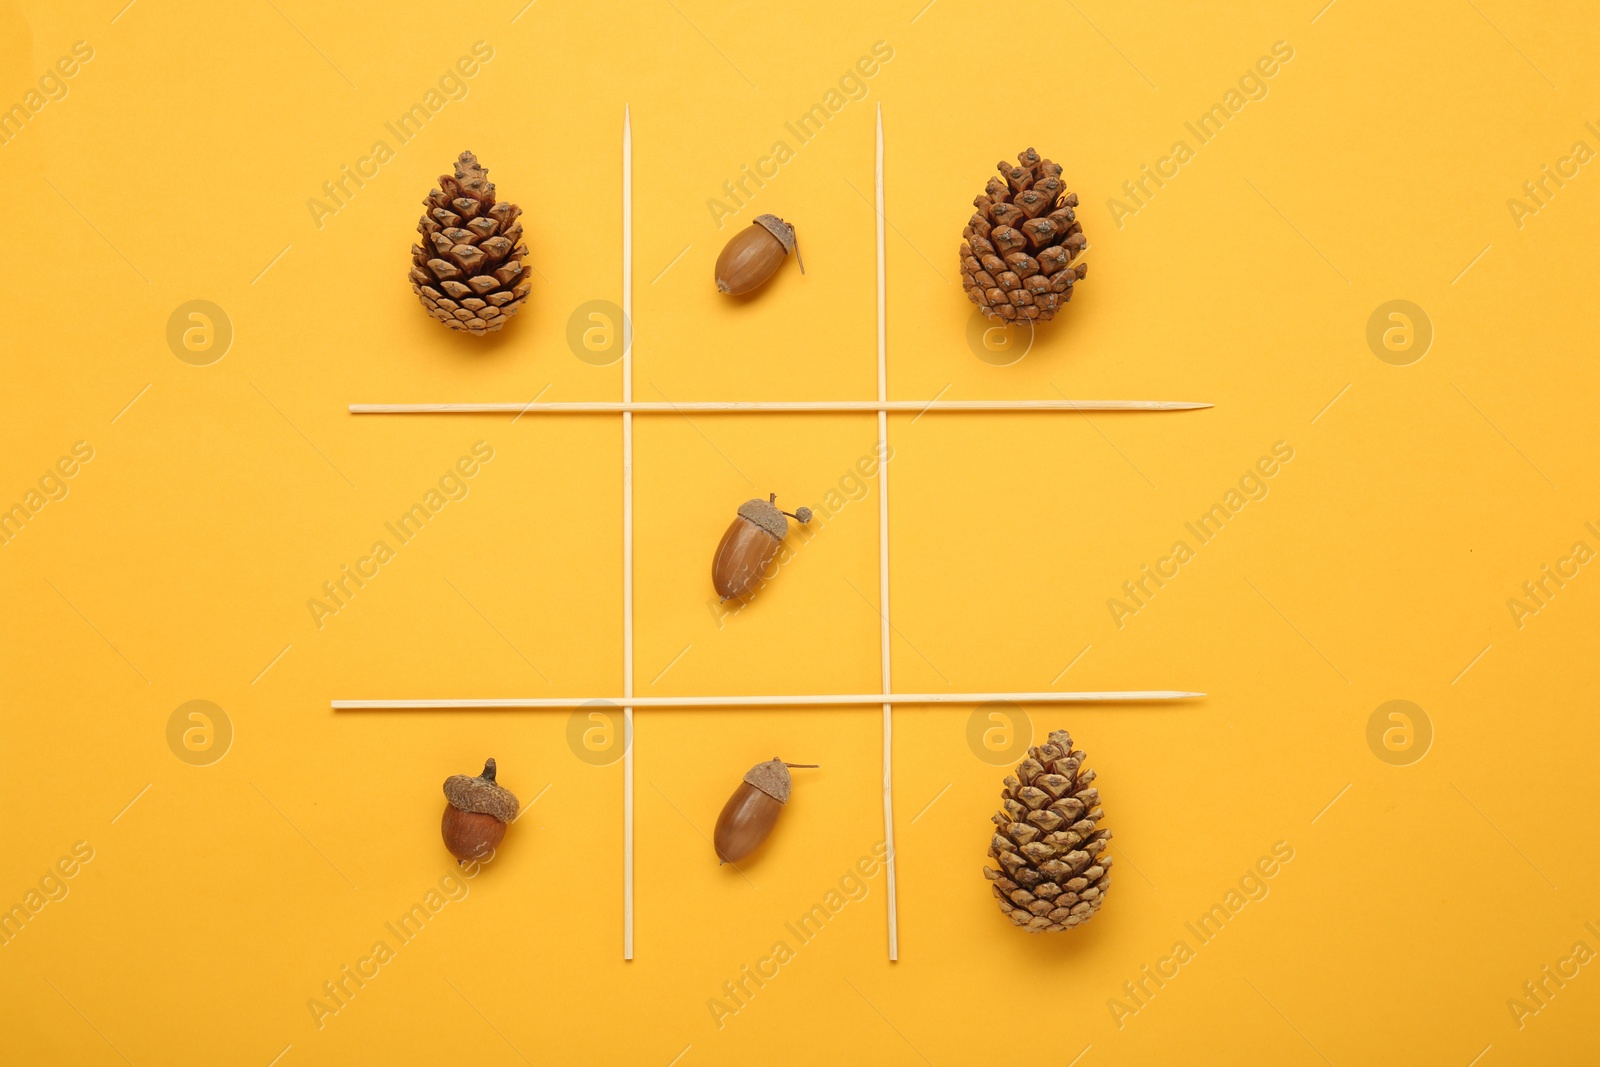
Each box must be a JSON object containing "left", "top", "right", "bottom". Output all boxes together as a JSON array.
[
  {"left": 481, "top": 758, "right": 497, "bottom": 782},
  {"left": 784, "top": 763, "right": 819, "bottom": 768}
]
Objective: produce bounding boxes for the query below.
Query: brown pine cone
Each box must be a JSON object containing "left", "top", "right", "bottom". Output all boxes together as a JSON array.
[
  {"left": 409, "top": 151, "right": 530, "bottom": 335},
  {"left": 960, "top": 148, "right": 1088, "bottom": 322},
  {"left": 983, "top": 728, "right": 1111, "bottom": 932}
]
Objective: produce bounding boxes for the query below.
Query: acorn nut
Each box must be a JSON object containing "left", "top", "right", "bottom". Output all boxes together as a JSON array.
[
  {"left": 712, "top": 493, "right": 812, "bottom": 601},
  {"left": 714, "top": 214, "right": 804, "bottom": 296},
  {"left": 441, "top": 758, "right": 519, "bottom": 864},
  {"left": 714, "top": 758, "right": 817, "bottom": 864}
]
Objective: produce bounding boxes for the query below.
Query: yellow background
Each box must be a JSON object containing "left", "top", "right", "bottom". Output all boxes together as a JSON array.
[{"left": 2, "top": 0, "right": 1598, "bottom": 1063}]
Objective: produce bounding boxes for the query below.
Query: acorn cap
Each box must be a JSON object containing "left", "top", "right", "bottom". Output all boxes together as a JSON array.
[
  {"left": 737, "top": 497, "right": 788, "bottom": 541},
  {"left": 752, "top": 214, "right": 796, "bottom": 254},
  {"left": 743, "top": 758, "right": 793, "bottom": 804},
  {"left": 443, "top": 758, "right": 520, "bottom": 823}
]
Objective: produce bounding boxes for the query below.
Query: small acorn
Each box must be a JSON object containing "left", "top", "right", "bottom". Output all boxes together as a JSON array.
[
  {"left": 712, "top": 493, "right": 812, "bottom": 601},
  {"left": 441, "top": 758, "right": 519, "bottom": 864},
  {"left": 714, "top": 758, "right": 817, "bottom": 864},
  {"left": 715, "top": 214, "right": 804, "bottom": 296}
]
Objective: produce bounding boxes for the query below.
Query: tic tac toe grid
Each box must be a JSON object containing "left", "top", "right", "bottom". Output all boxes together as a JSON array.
[{"left": 334, "top": 106, "right": 1206, "bottom": 960}]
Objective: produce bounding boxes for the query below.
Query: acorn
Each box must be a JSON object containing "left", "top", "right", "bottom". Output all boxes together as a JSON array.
[
  {"left": 712, "top": 494, "right": 812, "bottom": 601},
  {"left": 714, "top": 214, "right": 804, "bottom": 296},
  {"left": 441, "top": 758, "right": 519, "bottom": 863},
  {"left": 714, "top": 758, "right": 817, "bottom": 864}
]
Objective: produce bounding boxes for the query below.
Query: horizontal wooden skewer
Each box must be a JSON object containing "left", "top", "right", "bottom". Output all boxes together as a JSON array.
[
  {"left": 349, "top": 399, "right": 1211, "bottom": 415},
  {"left": 332, "top": 690, "right": 1204, "bottom": 710}
]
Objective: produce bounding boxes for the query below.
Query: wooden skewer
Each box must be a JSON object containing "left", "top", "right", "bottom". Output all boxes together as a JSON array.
[
  {"left": 875, "top": 105, "right": 899, "bottom": 963},
  {"left": 331, "top": 691, "right": 1204, "bottom": 710},
  {"left": 620, "top": 106, "right": 635, "bottom": 964},
  {"left": 349, "top": 399, "right": 1211, "bottom": 414}
]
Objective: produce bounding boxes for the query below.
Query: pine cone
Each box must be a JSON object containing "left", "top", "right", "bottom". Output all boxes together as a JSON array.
[
  {"left": 410, "top": 151, "right": 530, "bottom": 335},
  {"left": 983, "top": 728, "right": 1111, "bottom": 932},
  {"left": 960, "top": 148, "right": 1087, "bottom": 322}
]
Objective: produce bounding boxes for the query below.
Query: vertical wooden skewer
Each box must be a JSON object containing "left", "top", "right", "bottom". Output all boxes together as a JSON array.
[
  {"left": 876, "top": 105, "right": 900, "bottom": 963},
  {"left": 622, "top": 106, "right": 635, "bottom": 963}
]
